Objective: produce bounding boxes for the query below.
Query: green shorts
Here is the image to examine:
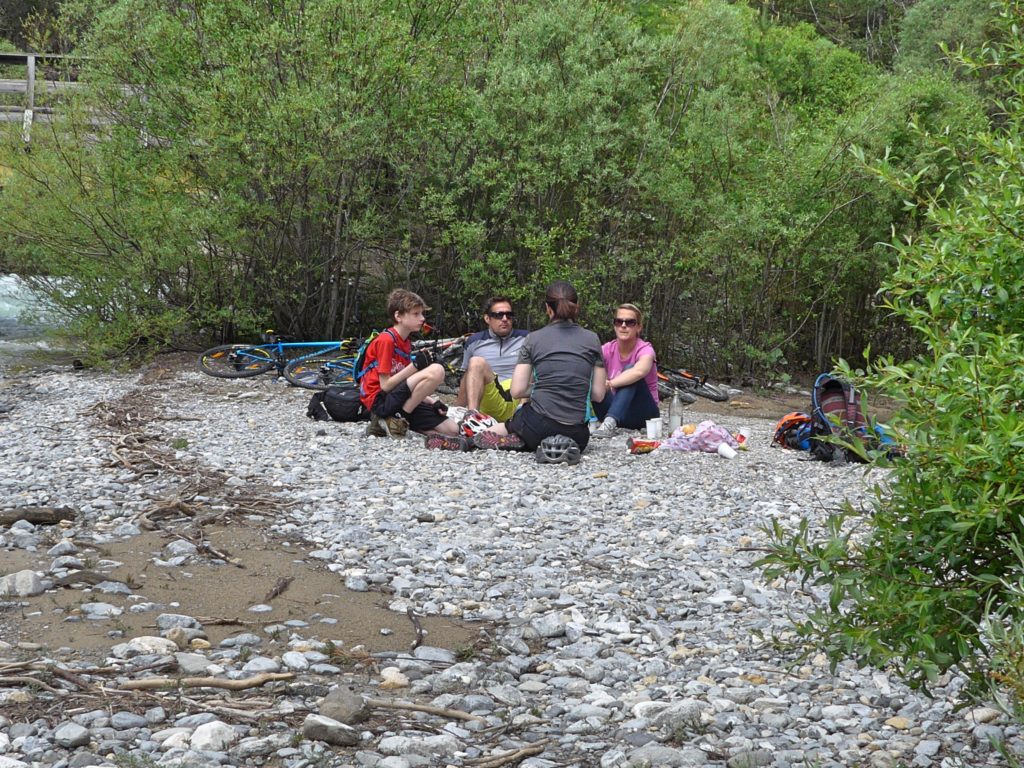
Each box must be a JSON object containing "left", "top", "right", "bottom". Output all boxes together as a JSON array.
[{"left": 479, "top": 378, "right": 518, "bottom": 422}]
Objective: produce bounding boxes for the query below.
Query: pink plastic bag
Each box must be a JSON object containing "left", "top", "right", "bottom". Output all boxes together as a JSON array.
[{"left": 659, "top": 420, "right": 738, "bottom": 453}]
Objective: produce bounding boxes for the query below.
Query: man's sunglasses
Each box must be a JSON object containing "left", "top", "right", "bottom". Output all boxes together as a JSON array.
[
  {"left": 613, "top": 317, "right": 638, "bottom": 327},
  {"left": 488, "top": 311, "right": 514, "bottom": 320}
]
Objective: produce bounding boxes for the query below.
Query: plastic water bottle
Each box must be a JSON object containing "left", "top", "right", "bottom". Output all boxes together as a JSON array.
[{"left": 668, "top": 392, "right": 683, "bottom": 434}]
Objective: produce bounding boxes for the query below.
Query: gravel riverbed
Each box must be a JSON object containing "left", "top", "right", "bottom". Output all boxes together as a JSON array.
[{"left": 0, "top": 361, "right": 1017, "bottom": 768}]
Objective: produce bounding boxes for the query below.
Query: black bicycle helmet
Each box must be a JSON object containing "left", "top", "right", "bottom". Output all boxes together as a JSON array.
[{"left": 535, "top": 435, "right": 581, "bottom": 466}]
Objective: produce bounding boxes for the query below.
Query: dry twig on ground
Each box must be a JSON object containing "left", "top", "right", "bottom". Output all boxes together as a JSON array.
[{"left": 118, "top": 672, "right": 294, "bottom": 691}]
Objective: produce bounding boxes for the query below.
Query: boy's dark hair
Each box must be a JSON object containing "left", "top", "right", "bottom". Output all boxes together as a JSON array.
[
  {"left": 484, "top": 296, "right": 513, "bottom": 314},
  {"left": 387, "top": 289, "right": 429, "bottom": 321},
  {"left": 545, "top": 280, "right": 579, "bottom": 321}
]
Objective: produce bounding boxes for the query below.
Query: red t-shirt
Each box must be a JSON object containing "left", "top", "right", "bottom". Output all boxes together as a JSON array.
[{"left": 359, "top": 328, "right": 412, "bottom": 410}]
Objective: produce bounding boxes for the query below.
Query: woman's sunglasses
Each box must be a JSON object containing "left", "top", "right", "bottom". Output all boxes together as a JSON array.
[
  {"left": 613, "top": 317, "right": 638, "bottom": 327},
  {"left": 488, "top": 311, "right": 514, "bottom": 320}
]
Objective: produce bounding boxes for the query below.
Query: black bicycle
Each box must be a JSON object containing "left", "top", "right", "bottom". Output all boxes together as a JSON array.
[{"left": 656, "top": 365, "right": 729, "bottom": 402}]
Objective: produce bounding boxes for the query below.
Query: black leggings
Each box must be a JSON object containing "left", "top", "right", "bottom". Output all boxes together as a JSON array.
[{"left": 507, "top": 404, "right": 591, "bottom": 452}]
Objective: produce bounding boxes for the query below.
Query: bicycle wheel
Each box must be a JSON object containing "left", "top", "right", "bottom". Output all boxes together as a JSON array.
[
  {"left": 283, "top": 353, "right": 355, "bottom": 390},
  {"left": 689, "top": 381, "right": 729, "bottom": 402},
  {"left": 198, "top": 345, "right": 275, "bottom": 378}
]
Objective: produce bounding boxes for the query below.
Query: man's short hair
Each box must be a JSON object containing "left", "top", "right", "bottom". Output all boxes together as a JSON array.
[
  {"left": 484, "top": 296, "right": 513, "bottom": 315},
  {"left": 387, "top": 289, "right": 429, "bottom": 319}
]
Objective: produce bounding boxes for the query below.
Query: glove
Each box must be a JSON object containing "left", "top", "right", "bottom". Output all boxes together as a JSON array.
[
  {"left": 412, "top": 349, "right": 436, "bottom": 370},
  {"left": 494, "top": 375, "right": 513, "bottom": 402}
]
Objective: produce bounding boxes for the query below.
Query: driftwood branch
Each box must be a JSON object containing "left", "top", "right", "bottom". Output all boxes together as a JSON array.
[
  {"left": 365, "top": 697, "right": 486, "bottom": 723},
  {"left": 406, "top": 607, "right": 426, "bottom": 651},
  {"left": 176, "top": 695, "right": 268, "bottom": 722},
  {"left": 467, "top": 739, "right": 550, "bottom": 767},
  {"left": 0, "top": 675, "right": 63, "bottom": 693},
  {"left": 264, "top": 576, "right": 293, "bottom": 601},
  {"left": 0, "top": 660, "right": 93, "bottom": 691},
  {"left": 0, "top": 506, "right": 75, "bottom": 527},
  {"left": 119, "top": 672, "right": 294, "bottom": 691}
]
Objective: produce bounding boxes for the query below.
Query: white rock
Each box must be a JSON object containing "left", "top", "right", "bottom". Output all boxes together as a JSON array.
[
  {"left": 379, "top": 667, "right": 410, "bottom": 690},
  {"left": 282, "top": 651, "right": 309, "bottom": 670},
  {"left": 110, "top": 636, "right": 178, "bottom": 659},
  {"left": 0, "top": 570, "right": 43, "bottom": 597},
  {"left": 190, "top": 720, "right": 237, "bottom": 751}
]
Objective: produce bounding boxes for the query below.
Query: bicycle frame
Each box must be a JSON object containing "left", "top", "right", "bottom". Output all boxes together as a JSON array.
[
  {"left": 244, "top": 339, "right": 352, "bottom": 373},
  {"left": 198, "top": 335, "right": 359, "bottom": 380}
]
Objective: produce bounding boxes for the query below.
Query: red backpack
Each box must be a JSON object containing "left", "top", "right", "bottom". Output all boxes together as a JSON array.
[{"left": 810, "top": 373, "right": 872, "bottom": 462}]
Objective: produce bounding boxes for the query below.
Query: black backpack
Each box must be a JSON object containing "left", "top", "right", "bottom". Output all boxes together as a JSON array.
[{"left": 306, "top": 382, "right": 368, "bottom": 422}]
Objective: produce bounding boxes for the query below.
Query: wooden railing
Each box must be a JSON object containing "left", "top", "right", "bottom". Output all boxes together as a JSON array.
[{"left": 0, "top": 52, "right": 88, "bottom": 141}]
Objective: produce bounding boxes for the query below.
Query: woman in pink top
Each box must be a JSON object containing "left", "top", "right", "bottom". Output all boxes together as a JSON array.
[{"left": 592, "top": 303, "right": 660, "bottom": 438}]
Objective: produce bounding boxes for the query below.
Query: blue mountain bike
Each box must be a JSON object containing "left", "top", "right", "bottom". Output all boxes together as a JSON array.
[{"left": 197, "top": 332, "right": 360, "bottom": 381}]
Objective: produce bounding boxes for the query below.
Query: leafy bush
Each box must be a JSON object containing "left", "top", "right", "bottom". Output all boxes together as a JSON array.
[{"left": 759, "top": 0, "right": 1024, "bottom": 707}]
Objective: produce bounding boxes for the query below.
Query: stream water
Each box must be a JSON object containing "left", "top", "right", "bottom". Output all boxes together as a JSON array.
[{"left": 0, "top": 274, "right": 64, "bottom": 370}]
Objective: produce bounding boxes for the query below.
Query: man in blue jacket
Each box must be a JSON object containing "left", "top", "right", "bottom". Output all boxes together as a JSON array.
[{"left": 457, "top": 297, "right": 527, "bottom": 422}]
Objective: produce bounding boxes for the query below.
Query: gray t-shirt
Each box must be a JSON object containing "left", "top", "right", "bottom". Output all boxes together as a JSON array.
[
  {"left": 462, "top": 329, "right": 528, "bottom": 381},
  {"left": 517, "top": 320, "right": 603, "bottom": 425}
]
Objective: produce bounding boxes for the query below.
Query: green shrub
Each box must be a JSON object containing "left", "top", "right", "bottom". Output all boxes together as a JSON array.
[{"left": 759, "top": 0, "right": 1024, "bottom": 709}]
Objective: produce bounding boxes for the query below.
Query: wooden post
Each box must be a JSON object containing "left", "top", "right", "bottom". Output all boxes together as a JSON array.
[{"left": 21, "top": 54, "right": 35, "bottom": 143}]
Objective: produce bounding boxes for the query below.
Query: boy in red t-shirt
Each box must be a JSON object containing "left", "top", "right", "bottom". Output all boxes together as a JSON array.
[{"left": 360, "top": 289, "right": 464, "bottom": 445}]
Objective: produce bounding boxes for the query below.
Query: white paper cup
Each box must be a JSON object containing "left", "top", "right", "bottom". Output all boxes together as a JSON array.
[
  {"left": 717, "top": 442, "right": 737, "bottom": 459},
  {"left": 645, "top": 418, "right": 662, "bottom": 439},
  {"left": 738, "top": 427, "right": 751, "bottom": 441}
]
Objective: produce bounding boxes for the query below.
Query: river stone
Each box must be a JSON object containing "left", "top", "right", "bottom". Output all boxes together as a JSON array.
[
  {"left": 80, "top": 601, "right": 122, "bottom": 619},
  {"left": 175, "top": 652, "right": 211, "bottom": 675},
  {"left": 627, "top": 743, "right": 709, "bottom": 766},
  {"left": 727, "top": 750, "right": 774, "bottom": 768},
  {"left": 190, "top": 720, "right": 237, "bottom": 751},
  {"left": 241, "top": 656, "right": 280, "bottom": 674},
  {"left": 234, "top": 733, "right": 293, "bottom": 758},
  {"left": 53, "top": 722, "right": 91, "bottom": 748},
  {"left": 379, "top": 667, "right": 410, "bottom": 690},
  {"left": 413, "top": 646, "right": 456, "bottom": 664},
  {"left": 163, "top": 540, "right": 199, "bottom": 558},
  {"left": 66, "top": 753, "right": 106, "bottom": 768},
  {"left": 110, "top": 712, "right": 148, "bottom": 729},
  {"left": 47, "top": 539, "right": 78, "bottom": 556},
  {"left": 319, "top": 686, "right": 370, "bottom": 725},
  {"left": 301, "top": 714, "right": 360, "bottom": 747},
  {"left": 378, "top": 733, "right": 462, "bottom": 757},
  {"left": 111, "top": 636, "right": 178, "bottom": 659},
  {"left": 281, "top": 651, "right": 309, "bottom": 670},
  {"left": 0, "top": 570, "right": 43, "bottom": 597},
  {"left": 156, "top": 613, "right": 202, "bottom": 630},
  {"left": 49, "top": 555, "right": 85, "bottom": 572}
]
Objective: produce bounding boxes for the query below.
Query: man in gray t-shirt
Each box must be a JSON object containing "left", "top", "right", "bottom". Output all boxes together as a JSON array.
[
  {"left": 517, "top": 319, "right": 603, "bottom": 426},
  {"left": 456, "top": 297, "right": 527, "bottom": 422}
]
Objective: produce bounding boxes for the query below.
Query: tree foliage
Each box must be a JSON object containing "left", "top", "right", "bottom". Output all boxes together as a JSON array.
[
  {"left": 0, "top": 0, "right": 982, "bottom": 374},
  {"left": 759, "top": 0, "right": 1024, "bottom": 704}
]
